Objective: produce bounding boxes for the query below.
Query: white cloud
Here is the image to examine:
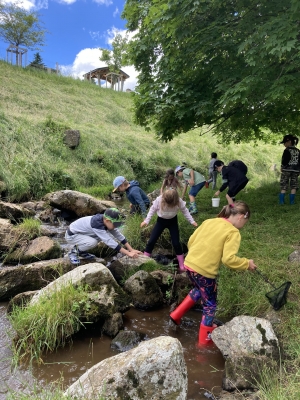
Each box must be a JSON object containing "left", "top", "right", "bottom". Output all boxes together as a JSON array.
[
  {"left": 113, "top": 7, "right": 119, "bottom": 17},
  {"left": 2, "top": 0, "right": 36, "bottom": 11},
  {"left": 59, "top": 47, "right": 138, "bottom": 91},
  {"left": 89, "top": 31, "right": 102, "bottom": 41},
  {"left": 92, "top": 0, "right": 112, "bottom": 5}
]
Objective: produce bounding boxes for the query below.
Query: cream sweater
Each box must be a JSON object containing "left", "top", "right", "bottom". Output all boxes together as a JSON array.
[{"left": 185, "top": 218, "right": 249, "bottom": 278}]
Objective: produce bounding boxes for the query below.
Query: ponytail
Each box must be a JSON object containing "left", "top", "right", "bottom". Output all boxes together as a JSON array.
[{"left": 218, "top": 201, "right": 250, "bottom": 219}]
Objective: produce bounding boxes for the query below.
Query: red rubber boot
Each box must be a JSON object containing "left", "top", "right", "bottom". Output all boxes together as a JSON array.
[
  {"left": 198, "top": 323, "right": 217, "bottom": 346},
  {"left": 170, "top": 295, "right": 196, "bottom": 325}
]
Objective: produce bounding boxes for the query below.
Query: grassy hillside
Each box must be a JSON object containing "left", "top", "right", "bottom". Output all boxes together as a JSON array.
[
  {"left": 2, "top": 60, "right": 300, "bottom": 399},
  {"left": 0, "top": 60, "right": 283, "bottom": 201}
]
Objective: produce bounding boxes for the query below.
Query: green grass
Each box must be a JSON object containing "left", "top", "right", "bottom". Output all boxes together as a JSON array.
[
  {"left": 9, "top": 284, "right": 94, "bottom": 366},
  {"left": 2, "top": 59, "right": 300, "bottom": 398},
  {"left": 0, "top": 60, "right": 283, "bottom": 201},
  {"left": 6, "top": 379, "right": 106, "bottom": 400}
]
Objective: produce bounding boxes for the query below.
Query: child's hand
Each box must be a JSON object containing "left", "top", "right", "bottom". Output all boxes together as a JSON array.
[
  {"left": 127, "top": 251, "right": 140, "bottom": 258},
  {"left": 188, "top": 179, "right": 194, "bottom": 186},
  {"left": 247, "top": 260, "right": 257, "bottom": 271},
  {"left": 214, "top": 191, "right": 220, "bottom": 197},
  {"left": 140, "top": 221, "right": 148, "bottom": 228},
  {"left": 131, "top": 249, "right": 143, "bottom": 255},
  {"left": 192, "top": 222, "right": 198, "bottom": 227}
]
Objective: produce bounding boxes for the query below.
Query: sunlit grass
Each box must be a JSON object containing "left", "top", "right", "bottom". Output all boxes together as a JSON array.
[{"left": 9, "top": 284, "right": 93, "bottom": 366}]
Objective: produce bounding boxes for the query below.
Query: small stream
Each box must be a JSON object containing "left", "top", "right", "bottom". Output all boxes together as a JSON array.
[
  {"left": 0, "top": 304, "right": 224, "bottom": 399},
  {"left": 0, "top": 208, "right": 225, "bottom": 399}
]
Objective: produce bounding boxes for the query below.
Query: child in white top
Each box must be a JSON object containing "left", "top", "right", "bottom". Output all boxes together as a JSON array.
[{"left": 141, "top": 189, "right": 197, "bottom": 271}]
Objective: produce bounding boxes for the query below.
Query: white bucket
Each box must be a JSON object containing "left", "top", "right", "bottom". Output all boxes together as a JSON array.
[{"left": 212, "top": 197, "right": 220, "bottom": 207}]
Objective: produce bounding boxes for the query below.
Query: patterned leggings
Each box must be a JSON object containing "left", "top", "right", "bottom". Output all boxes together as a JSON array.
[{"left": 186, "top": 270, "right": 217, "bottom": 326}]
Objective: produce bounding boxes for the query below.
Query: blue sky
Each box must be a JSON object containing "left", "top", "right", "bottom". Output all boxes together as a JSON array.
[{"left": 0, "top": 0, "right": 138, "bottom": 90}]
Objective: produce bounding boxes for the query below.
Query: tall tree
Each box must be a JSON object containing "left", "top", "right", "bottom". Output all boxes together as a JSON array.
[
  {"left": 123, "top": 0, "right": 300, "bottom": 142},
  {"left": 0, "top": 1, "right": 46, "bottom": 65},
  {"left": 29, "top": 52, "right": 45, "bottom": 68},
  {"left": 99, "top": 33, "right": 129, "bottom": 73}
]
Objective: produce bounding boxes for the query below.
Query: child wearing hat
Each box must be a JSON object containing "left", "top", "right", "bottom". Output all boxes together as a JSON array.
[
  {"left": 175, "top": 165, "right": 206, "bottom": 214},
  {"left": 213, "top": 160, "right": 248, "bottom": 205},
  {"left": 65, "top": 207, "right": 142, "bottom": 265},
  {"left": 279, "top": 134, "right": 300, "bottom": 205},
  {"left": 113, "top": 176, "right": 150, "bottom": 216}
]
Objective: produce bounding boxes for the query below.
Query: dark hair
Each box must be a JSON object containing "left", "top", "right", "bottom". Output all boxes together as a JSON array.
[
  {"left": 161, "top": 189, "right": 180, "bottom": 210},
  {"left": 164, "top": 168, "right": 175, "bottom": 180},
  {"left": 211, "top": 152, "right": 217, "bottom": 158},
  {"left": 290, "top": 136, "right": 299, "bottom": 146},
  {"left": 162, "top": 169, "right": 181, "bottom": 191},
  {"left": 217, "top": 201, "right": 250, "bottom": 219}
]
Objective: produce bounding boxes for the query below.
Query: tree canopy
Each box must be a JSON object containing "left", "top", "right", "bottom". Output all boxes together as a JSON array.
[
  {"left": 123, "top": 0, "right": 300, "bottom": 142},
  {"left": 0, "top": 1, "right": 46, "bottom": 58},
  {"left": 99, "top": 33, "right": 129, "bottom": 73}
]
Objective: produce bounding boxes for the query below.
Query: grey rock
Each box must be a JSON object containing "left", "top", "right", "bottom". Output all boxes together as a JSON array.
[
  {"left": 64, "top": 336, "right": 188, "bottom": 400},
  {"left": 124, "top": 270, "right": 164, "bottom": 310}
]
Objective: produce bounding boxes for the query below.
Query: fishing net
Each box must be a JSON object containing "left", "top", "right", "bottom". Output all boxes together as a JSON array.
[{"left": 265, "top": 281, "right": 292, "bottom": 311}]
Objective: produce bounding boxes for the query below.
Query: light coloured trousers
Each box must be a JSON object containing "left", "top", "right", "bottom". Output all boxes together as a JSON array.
[{"left": 65, "top": 232, "right": 98, "bottom": 252}]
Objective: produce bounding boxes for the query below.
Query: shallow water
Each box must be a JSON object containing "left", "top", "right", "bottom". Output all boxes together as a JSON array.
[
  {"left": 0, "top": 303, "right": 224, "bottom": 399},
  {"left": 0, "top": 212, "right": 225, "bottom": 399}
]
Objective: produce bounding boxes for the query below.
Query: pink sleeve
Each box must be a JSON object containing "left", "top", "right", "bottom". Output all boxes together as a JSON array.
[{"left": 179, "top": 198, "right": 195, "bottom": 224}]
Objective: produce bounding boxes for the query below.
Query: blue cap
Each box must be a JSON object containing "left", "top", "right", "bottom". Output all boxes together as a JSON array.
[{"left": 113, "top": 176, "right": 126, "bottom": 192}]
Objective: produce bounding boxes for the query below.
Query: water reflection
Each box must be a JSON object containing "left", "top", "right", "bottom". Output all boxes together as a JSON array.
[{"left": 1, "top": 303, "right": 224, "bottom": 399}]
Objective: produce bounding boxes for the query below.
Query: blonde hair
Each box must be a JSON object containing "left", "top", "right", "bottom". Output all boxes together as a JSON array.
[
  {"left": 161, "top": 189, "right": 180, "bottom": 210},
  {"left": 217, "top": 201, "right": 250, "bottom": 219}
]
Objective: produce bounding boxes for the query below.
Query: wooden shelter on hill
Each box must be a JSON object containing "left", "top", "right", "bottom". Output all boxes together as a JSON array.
[
  {"left": 6, "top": 44, "right": 27, "bottom": 67},
  {"left": 82, "top": 67, "right": 130, "bottom": 91}
]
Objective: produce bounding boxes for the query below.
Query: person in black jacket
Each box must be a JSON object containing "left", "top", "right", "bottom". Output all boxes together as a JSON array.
[
  {"left": 279, "top": 134, "right": 300, "bottom": 205},
  {"left": 213, "top": 160, "right": 248, "bottom": 205}
]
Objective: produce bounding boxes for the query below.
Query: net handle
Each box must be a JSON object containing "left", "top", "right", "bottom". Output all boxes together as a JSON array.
[{"left": 255, "top": 269, "right": 276, "bottom": 289}]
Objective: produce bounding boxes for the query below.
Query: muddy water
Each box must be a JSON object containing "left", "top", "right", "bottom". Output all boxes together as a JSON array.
[
  {"left": 0, "top": 302, "right": 224, "bottom": 399},
  {"left": 1, "top": 208, "right": 224, "bottom": 399}
]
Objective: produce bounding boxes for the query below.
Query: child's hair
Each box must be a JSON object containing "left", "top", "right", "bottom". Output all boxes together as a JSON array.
[
  {"left": 211, "top": 152, "right": 217, "bottom": 158},
  {"left": 290, "top": 136, "right": 299, "bottom": 146},
  {"left": 162, "top": 169, "right": 180, "bottom": 190},
  {"left": 164, "top": 168, "right": 176, "bottom": 180},
  {"left": 161, "top": 188, "right": 180, "bottom": 210},
  {"left": 217, "top": 201, "right": 250, "bottom": 219}
]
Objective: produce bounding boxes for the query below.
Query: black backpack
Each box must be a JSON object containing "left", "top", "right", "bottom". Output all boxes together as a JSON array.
[{"left": 228, "top": 160, "right": 248, "bottom": 175}]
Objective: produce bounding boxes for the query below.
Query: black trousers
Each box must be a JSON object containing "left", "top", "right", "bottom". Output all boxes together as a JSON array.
[{"left": 145, "top": 216, "right": 183, "bottom": 255}]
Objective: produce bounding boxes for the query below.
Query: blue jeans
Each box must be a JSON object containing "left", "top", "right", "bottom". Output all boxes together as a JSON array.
[{"left": 189, "top": 181, "right": 205, "bottom": 197}]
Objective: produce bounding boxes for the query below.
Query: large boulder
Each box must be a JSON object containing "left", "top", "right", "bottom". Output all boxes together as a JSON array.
[
  {"left": 212, "top": 316, "right": 279, "bottom": 391},
  {"left": 107, "top": 254, "right": 156, "bottom": 284},
  {"left": 43, "top": 190, "right": 116, "bottom": 217},
  {"left": 124, "top": 270, "right": 164, "bottom": 310},
  {"left": 0, "top": 200, "right": 35, "bottom": 221},
  {"left": 0, "top": 218, "right": 17, "bottom": 253},
  {"left": 0, "top": 258, "right": 76, "bottom": 301},
  {"left": 4, "top": 236, "right": 61, "bottom": 265},
  {"left": 63, "top": 129, "right": 80, "bottom": 149},
  {"left": 64, "top": 336, "right": 187, "bottom": 400},
  {"left": 30, "top": 263, "right": 131, "bottom": 316}
]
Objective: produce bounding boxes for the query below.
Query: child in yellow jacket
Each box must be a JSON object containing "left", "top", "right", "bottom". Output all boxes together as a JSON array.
[{"left": 170, "top": 201, "right": 257, "bottom": 345}]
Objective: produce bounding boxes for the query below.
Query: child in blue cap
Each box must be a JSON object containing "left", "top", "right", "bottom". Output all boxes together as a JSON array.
[{"left": 113, "top": 176, "right": 150, "bottom": 216}]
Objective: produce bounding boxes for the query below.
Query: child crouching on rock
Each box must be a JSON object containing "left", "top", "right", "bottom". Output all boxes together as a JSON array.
[
  {"left": 170, "top": 201, "right": 257, "bottom": 345},
  {"left": 65, "top": 208, "right": 142, "bottom": 265},
  {"left": 140, "top": 189, "right": 198, "bottom": 271}
]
